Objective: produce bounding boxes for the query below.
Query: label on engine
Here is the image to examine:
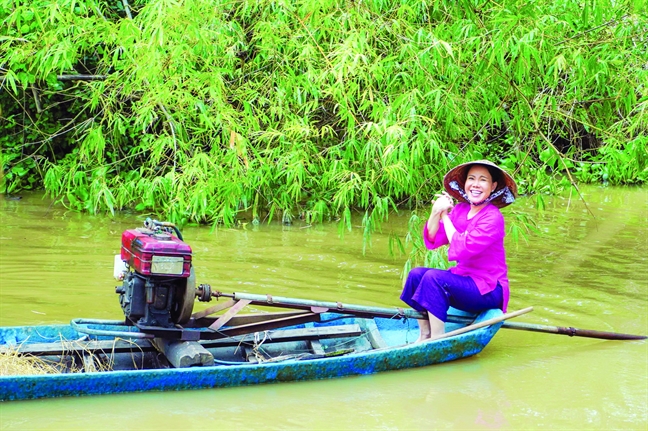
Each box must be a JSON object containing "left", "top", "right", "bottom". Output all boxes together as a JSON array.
[{"left": 151, "top": 256, "right": 184, "bottom": 275}]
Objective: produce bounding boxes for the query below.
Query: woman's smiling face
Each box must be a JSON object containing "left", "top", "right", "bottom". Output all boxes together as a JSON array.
[{"left": 464, "top": 165, "right": 497, "bottom": 205}]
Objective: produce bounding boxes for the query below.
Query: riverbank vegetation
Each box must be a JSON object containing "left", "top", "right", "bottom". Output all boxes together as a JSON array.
[{"left": 1, "top": 0, "right": 646, "bottom": 236}]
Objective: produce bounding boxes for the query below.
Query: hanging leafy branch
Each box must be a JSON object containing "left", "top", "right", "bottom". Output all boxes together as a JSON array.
[{"left": 0, "top": 0, "right": 646, "bottom": 233}]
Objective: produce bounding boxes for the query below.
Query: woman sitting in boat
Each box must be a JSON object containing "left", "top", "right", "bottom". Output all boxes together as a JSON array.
[{"left": 401, "top": 160, "right": 517, "bottom": 342}]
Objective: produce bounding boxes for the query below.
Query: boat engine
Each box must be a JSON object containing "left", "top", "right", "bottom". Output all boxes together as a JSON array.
[{"left": 115, "top": 219, "right": 198, "bottom": 329}]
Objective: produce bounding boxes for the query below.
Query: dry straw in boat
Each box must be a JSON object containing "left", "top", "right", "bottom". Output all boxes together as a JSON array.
[
  {"left": 0, "top": 336, "right": 125, "bottom": 375},
  {"left": 0, "top": 349, "right": 64, "bottom": 376}
]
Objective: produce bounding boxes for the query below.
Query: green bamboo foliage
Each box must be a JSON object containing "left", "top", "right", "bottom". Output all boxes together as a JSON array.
[{"left": 1, "top": 0, "right": 646, "bottom": 237}]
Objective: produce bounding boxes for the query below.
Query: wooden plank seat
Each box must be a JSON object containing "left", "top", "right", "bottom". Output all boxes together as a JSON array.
[
  {"left": 200, "top": 324, "right": 363, "bottom": 349},
  {"left": 0, "top": 338, "right": 154, "bottom": 356},
  {"left": 1, "top": 324, "right": 364, "bottom": 356}
]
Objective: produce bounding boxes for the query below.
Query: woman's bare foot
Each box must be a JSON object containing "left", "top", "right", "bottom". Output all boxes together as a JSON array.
[{"left": 414, "top": 313, "right": 446, "bottom": 343}]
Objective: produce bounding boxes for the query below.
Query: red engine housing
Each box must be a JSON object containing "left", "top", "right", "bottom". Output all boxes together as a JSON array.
[{"left": 121, "top": 228, "right": 192, "bottom": 277}]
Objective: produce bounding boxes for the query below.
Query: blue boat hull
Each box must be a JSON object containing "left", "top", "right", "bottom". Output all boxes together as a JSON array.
[{"left": 0, "top": 309, "right": 502, "bottom": 401}]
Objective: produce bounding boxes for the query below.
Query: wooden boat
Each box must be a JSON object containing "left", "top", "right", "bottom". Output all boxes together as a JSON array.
[
  {"left": 0, "top": 306, "right": 510, "bottom": 401},
  {"left": 3, "top": 216, "right": 640, "bottom": 402}
]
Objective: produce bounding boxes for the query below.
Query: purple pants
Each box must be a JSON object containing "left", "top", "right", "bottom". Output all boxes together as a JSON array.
[{"left": 400, "top": 267, "right": 503, "bottom": 321}]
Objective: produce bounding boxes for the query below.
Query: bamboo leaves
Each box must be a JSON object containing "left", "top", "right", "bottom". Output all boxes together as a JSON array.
[{"left": 0, "top": 0, "right": 646, "bottom": 230}]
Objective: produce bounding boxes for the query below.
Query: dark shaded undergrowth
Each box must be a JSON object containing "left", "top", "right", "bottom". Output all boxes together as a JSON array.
[{"left": 1, "top": 0, "right": 646, "bottom": 237}]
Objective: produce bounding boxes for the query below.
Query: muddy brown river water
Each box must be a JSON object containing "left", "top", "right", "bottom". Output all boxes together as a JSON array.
[{"left": 0, "top": 186, "right": 646, "bottom": 430}]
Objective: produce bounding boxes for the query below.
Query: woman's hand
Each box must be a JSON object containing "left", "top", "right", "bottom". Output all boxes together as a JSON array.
[
  {"left": 426, "top": 192, "right": 454, "bottom": 242},
  {"left": 431, "top": 192, "right": 454, "bottom": 215},
  {"left": 426, "top": 192, "right": 454, "bottom": 243}
]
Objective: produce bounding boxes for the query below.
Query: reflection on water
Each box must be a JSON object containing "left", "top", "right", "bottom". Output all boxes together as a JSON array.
[{"left": 0, "top": 186, "right": 646, "bottom": 430}]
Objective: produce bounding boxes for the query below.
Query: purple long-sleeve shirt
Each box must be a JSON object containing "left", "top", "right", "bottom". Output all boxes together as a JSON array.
[{"left": 424, "top": 202, "right": 510, "bottom": 312}]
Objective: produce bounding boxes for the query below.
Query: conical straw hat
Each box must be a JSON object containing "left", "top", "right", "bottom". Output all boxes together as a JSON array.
[{"left": 443, "top": 160, "right": 518, "bottom": 208}]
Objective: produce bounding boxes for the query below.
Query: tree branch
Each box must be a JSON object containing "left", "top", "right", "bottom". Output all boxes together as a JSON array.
[
  {"left": 121, "top": 0, "right": 133, "bottom": 20},
  {"left": 57, "top": 74, "right": 107, "bottom": 81},
  {"left": 31, "top": 86, "right": 42, "bottom": 113}
]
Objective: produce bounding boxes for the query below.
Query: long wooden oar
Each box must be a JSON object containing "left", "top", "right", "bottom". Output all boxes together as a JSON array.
[
  {"left": 211, "top": 291, "right": 647, "bottom": 341},
  {"left": 502, "top": 321, "right": 646, "bottom": 340},
  {"left": 211, "top": 291, "right": 433, "bottom": 320},
  {"left": 444, "top": 315, "right": 647, "bottom": 340}
]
